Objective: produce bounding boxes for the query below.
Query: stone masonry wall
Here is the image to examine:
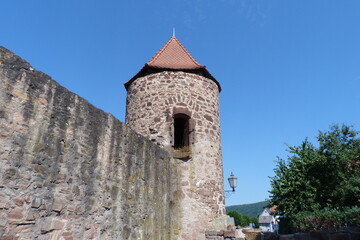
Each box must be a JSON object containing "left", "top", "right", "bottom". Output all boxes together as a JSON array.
[
  {"left": 126, "top": 71, "right": 225, "bottom": 240},
  {"left": 0, "top": 47, "right": 182, "bottom": 240}
]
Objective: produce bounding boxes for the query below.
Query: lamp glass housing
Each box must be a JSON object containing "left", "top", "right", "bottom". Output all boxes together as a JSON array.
[{"left": 228, "top": 172, "right": 237, "bottom": 192}]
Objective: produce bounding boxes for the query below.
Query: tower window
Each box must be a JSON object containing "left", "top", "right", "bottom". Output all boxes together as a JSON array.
[{"left": 174, "top": 114, "right": 190, "bottom": 149}]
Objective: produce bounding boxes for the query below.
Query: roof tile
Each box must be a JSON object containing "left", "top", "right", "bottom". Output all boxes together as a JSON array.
[
  {"left": 125, "top": 36, "right": 221, "bottom": 92},
  {"left": 147, "top": 37, "right": 204, "bottom": 69}
]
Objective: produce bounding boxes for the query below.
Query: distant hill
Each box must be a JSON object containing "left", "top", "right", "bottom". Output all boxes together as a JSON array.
[{"left": 226, "top": 201, "right": 268, "bottom": 217}]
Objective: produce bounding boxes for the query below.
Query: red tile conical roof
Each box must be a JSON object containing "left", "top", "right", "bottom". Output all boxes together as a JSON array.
[
  {"left": 147, "top": 37, "right": 204, "bottom": 69},
  {"left": 125, "top": 37, "right": 221, "bottom": 92}
]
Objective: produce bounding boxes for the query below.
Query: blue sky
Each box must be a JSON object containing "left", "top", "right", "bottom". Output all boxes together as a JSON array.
[{"left": 2, "top": 1, "right": 360, "bottom": 206}]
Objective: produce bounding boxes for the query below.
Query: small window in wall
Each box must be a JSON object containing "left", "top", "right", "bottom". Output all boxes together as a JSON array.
[{"left": 174, "top": 114, "right": 190, "bottom": 149}]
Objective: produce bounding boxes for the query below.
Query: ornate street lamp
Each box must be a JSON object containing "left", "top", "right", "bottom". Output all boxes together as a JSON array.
[
  {"left": 227, "top": 172, "right": 237, "bottom": 192},
  {"left": 224, "top": 172, "right": 237, "bottom": 199}
]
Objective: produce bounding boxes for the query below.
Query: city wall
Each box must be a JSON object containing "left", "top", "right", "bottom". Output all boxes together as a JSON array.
[{"left": 0, "top": 47, "right": 182, "bottom": 240}]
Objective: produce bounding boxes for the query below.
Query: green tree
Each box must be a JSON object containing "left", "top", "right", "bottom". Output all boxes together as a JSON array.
[
  {"left": 227, "top": 210, "right": 242, "bottom": 226},
  {"left": 240, "top": 214, "right": 251, "bottom": 226},
  {"left": 227, "top": 210, "right": 256, "bottom": 227},
  {"left": 249, "top": 216, "right": 259, "bottom": 228},
  {"left": 269, "top": 124, "right": 360, "bottom": 217}
]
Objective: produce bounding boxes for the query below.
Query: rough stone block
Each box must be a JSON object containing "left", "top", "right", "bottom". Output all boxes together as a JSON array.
[
  {"left": 14, "top": 225, "right": 33, "bottom": 233},
  {"left": 244, "top": 231, "right": 262, "bottom": 240},
  {"left": 0, "top": 213, "right": 8, "bottom": 226},
  {"left": 40, "top": 218, "right": 65, "bottom": 233},
  {"left": 0, "top": 197, "right": 10, "bottom": 209},
  {"left": 85, "top": 230, "right": 97, "bottom": 239},
  {"left": 51, "top": 199, "right": 63, "bottom": 212},
  {"left": 224, "top": 230, "right": 236, "bottom": 238},
  {"left": 7, "top": 208, "right": 23, "bottom": 219},
  {"left": 13, "top": 198, "right": 24, "bottom": 207},
  {"left": 205, "top": 230, "right": 218, "bottom": 236},
  {"left": 48, "top": 231, "right": 62, "bottom": 240},
  {"left": 227, "top": 224, "right": 236, "bottom": 231},
  {"left": 62, "top": 232, "right": 74, "bottom": 240},
  {"left": 31, "top": 197, "right": 42, "bottom": 208},
  {"left": 1, "top": 235, "right": 18, "bottom": 240},
  {"left": 210, "top": 215, "right": 230, "bottom": 231},
  {"left": 235, "top": 229, "right": 246, "bottom": 239},
  {"left": 25, "top": 210, "right": 35, "bottom": 221}
]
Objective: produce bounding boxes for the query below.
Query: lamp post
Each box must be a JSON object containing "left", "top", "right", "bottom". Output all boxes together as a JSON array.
[
  {"left": 225, "top": 172, "right": 237, "bottom": 198},
  {"left": 227, "top": 172, "right": 237, "bottom": 192}
]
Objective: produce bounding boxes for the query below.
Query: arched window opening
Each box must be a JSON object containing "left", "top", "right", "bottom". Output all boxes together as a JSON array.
[{"left": 174, "top": 114, "right": 190, "bottom": 149}]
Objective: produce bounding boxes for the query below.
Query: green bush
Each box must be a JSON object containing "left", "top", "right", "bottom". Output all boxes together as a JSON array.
[{"left": 284, "top": 206, "right": 360, "bottom": 233}]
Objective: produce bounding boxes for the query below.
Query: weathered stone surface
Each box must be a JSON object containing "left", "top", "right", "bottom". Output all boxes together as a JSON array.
[
  {"left": 205, "top": 228, "right": 246, "bottom": 240},
  {"left": 62, "top": 231, "right": 73, "bottom": 240},
  {"left": 51, "top": 198, "right": 63, "bottom": 212},
  {"left": 0, "top": 197, "right": 10, "bottom": 209},
  {"left": 210, "top": 215, "right": 231, "bottom": 231},
  {"left": 39, "top": 218, "right": 64, "bottom": 233},
  {"left": 1, "top": 235, "right": 17, "bottom": 240},
  {"left": 13, "top": 225, "right": 33, "bottom": 233},
  {"left": 0, "top": 46, "right": 182, "bottom": 240},
  {"left": 126, "top": 70, "right": 224, "bottom": 239},
  {"left": 30, "top": 197, "right": 42, "bottom": 208},
  {"left": 13, "top": 198, "right": 24, "bottom": 207},
  {"left": 224, "top": 230, "right": 236, "bottom": 238},
  {"left": 7, "top": 209, "right": 23, "bottom": 220},
  {"left": 205, "top": 230, "right": 218, "bottom": 236},
  {"left": 0, "top": 213, "right": 8, "bottom": 226},
  {"left": 244, "top": 231, "right": 261, "bottom": 240}
]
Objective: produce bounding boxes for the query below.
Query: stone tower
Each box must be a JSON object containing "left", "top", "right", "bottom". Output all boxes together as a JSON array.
[{"left": 124, "top": 37, "right": 225, "bottom": 239}]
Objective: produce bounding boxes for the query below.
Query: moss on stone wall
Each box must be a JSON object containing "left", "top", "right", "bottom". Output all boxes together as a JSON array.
[{"left": 0, "top": 46, "right": 181, "bottom": 240}]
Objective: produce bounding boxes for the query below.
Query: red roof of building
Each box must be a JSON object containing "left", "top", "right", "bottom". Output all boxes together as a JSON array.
[
  {"left": 147, "top": 37, "right": 204, "bottom": 69},
  {"left": 269, "top": 205, "right": 278, "bottom": 213},
  {"left": 124, "top": 37, "right": 221, "bottom": 91}
]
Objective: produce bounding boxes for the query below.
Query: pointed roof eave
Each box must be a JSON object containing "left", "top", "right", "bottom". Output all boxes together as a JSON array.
[
  {"left": 124, "top": 65, "right": 221, "bottom": 92},
  {"left": 124, "top": 37, "right": 221, "bottom": 92}
]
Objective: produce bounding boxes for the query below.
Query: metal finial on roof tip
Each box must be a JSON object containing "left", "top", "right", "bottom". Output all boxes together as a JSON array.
[{"left": 173, "top": 28, "right": 176, "bottom": 37}]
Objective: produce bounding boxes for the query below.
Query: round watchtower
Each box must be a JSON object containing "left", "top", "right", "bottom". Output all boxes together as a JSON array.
[{"left": 124, "top": 37, "right": 225, "bottom": 240}]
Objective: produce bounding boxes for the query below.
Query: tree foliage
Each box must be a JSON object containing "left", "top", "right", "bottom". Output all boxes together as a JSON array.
[
  {"left": 227, "top": 210, "right": 259, "bottom": 227},
  {"left": 269, "top": 124, "right": 360, "bottom": 217},
  {"left": 291, "top": 206, "right": 360, "bottom": 232},
  {"left": 228, "top": 210, "right": 242, "bottom": 226}
]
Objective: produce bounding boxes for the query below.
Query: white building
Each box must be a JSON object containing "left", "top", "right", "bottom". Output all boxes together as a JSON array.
[{"left": 258, "top": 208, "right": 279, "bottom": 232}]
